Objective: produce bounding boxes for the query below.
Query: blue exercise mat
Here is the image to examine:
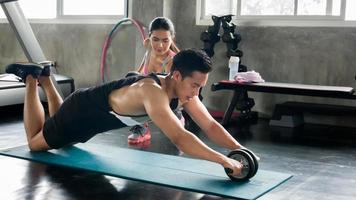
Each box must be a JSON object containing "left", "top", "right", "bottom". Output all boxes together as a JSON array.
[{"left": 0, "top": 143, "right": 292, "bottom": 200}]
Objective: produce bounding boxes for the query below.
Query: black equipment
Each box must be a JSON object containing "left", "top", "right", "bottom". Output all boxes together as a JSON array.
[
  {"left": 200, "top": 15, "right": 255, "bottom": 124},
  {"left": 225, "top": 149, "right": 259, "bottom": 182}
]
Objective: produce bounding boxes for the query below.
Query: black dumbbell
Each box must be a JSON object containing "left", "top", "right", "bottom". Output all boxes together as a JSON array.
[{"left": 225, "top": 149, "right": 258, "bottom": 182}]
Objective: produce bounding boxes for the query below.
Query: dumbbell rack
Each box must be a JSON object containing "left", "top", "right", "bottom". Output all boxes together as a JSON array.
[{"left": 200, "top": 15, "right": 257, "bottom": 125}]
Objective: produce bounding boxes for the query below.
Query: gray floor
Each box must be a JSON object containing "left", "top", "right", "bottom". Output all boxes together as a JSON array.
[{"left": 1, "top": 105, "right": 356, "bottom": 200}]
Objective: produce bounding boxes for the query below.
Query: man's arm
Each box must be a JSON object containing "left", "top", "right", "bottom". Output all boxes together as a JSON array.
[
  {"left": 183, "top": 96, "right": 244, "bottom": 150},
  {"left": 141, "top": 85, "right": 242, "bottom": 175}
]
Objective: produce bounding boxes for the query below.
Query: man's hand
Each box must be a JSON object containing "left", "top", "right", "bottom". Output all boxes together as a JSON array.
[{"left": 222, "top": 157, "right": 244, "bottom": 176}]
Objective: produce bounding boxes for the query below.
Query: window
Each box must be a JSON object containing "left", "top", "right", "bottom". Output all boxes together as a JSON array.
[
  {"left": 62, "top": 0, "right": 125, "bottom": 16},
  {"left": 0, "top": 0, "right": 126, "bottom": 23},
  {"left": 197, "top": 0, "right": 356, "bottom": 26}
]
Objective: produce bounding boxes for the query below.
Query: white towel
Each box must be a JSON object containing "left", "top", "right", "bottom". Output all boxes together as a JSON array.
[{"left": 234, "top": 70, "right": 265, "bottom": 83}]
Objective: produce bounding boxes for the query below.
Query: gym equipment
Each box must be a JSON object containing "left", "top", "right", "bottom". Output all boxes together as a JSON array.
[
  {"left": 220, "top": 15, "right": 243, "bottom": 58},
  {"left": 1, "top": 0, "right": 64, "bottom": 96},
  {"left": 270, "top": 101, "right": 356, "bottom": 127},
  {"left": 0, "top": 0, "right": 74, "bottom": 106},
  {"left": 241, "top": 149, "right": 259, "bottom": 177},
  {"left": 0, "top": 143, "right": 292, "bottom": 200},
  {"left": 100, "top": 18, "right": 146, "bottom": 82},
  {"left": 241, "top": 148, "right": 259, "bottom": 177},
  {"left": 0, "top": 74, "right": 74, "bottom": 106},
  {"left": 200, "top": 14, "right": 245, "bottom": 71},
  {"left": 225, "top": 149, "right": 259, "bottom": 182},
  {"left": 200, "top": 15, "right": 221, "bottom": 57},
  {"left": 201, "top": 15, "right": 257, "bottom": 124},
  {"left": 212, "top": 80, "right": 356, "bottom": 125}
]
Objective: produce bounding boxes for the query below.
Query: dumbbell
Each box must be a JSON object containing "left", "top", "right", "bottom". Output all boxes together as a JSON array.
[{"left": 224, "top": 149, "right": 259, "bottom": 182}]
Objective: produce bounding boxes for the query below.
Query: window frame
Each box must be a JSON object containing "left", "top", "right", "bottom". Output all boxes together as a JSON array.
[
  {"left": 0, "top": 0, "right": 128, "bottom": 24},
  {"left": 196, "top": 0, "right": 356, "bottom": 27}
]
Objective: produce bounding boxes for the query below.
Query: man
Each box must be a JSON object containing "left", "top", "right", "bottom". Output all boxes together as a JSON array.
[{"left": 6, "top": 49, "right": 244, "bottom": 176}]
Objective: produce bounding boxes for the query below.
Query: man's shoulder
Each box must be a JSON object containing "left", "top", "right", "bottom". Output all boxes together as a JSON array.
[
  {"left": 139, "top": 81, "right": 171, "bottom": 105},
  {"left": 138, "top": 77, "right": 161, "bottom": 87},
  {"left": 137, "top": 78, "right": 164, "bottom": 94}
]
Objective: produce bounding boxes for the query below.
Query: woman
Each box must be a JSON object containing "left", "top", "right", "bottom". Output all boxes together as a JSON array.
[
  {"left": 128, "top": 17, "right": 182, "bottom": 145},
  {"left": 137, "top": 17, "right": 179, "bottom": 74}
]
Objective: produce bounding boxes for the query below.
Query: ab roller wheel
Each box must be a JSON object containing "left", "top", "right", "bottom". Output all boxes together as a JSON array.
[
  {"left": 225, "top": 149, "right": 259, "bottom": 182},
  {"left": 240, "top": 148, "right": 259, "bottom": 177}
]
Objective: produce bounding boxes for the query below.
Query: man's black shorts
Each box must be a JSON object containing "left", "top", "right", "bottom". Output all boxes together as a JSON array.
[{"left": 43, "top": 89, "right": 126, "bottom": 149}]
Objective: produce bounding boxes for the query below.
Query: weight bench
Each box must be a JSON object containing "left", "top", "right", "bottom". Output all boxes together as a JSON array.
[
  {"left": 270, "top": 101, "right": 356, "bottom": 127},
  {"left": 211, "top": 80, "right": 356, "bottom": 126}
]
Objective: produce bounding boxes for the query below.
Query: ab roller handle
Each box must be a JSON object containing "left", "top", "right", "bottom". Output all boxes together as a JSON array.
[{"left": 225, "top": 149, "right": 259, "bottom": 182}]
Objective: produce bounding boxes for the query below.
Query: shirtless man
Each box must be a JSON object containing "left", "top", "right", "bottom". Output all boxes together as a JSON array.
[{"left": 6, "top": 49, "right": 244, "bottom": 176}]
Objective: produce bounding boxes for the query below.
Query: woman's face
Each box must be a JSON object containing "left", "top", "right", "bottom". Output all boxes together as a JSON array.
[{"left": 149, "top": 29, "right": 173, "bottom": 56}]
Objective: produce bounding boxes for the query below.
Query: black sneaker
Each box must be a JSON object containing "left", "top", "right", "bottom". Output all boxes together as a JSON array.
[{"left": 5, "top": 63, "right": 43, "bottom": 82}]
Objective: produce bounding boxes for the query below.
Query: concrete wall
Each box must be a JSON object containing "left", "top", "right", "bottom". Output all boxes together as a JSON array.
[
  {"left": 1, "top": 0, "right": 356, "bottom": 125},
  {"left": 0, "top": 23, "right": 137, "bottom": 88}
]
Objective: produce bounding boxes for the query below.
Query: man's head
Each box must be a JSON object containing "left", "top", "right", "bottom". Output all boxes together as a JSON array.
[
  {"left": 170, "top": 48, "right": 212, "bottom": 79},
  {"left": 170, "top": 49, "right": 212, "bottom": 103}
]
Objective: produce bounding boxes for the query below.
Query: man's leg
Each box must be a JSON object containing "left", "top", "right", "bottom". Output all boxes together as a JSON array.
[
  {"left": 24, "top": 76, "right": 51, "bottom": 151},
  {"left": 6, "top": 63, "right": 50, "bottom": 151},
  {"left": 38, "top": 75, "right": 63, "bottom": 117}
]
